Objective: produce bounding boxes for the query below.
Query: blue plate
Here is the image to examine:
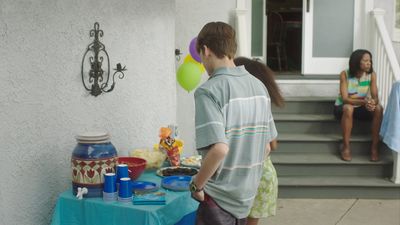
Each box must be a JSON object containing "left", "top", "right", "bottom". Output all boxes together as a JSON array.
[
  {"left": 161, "top": 176, "right": 191, "bottom": 191},
  {"left": 131, "top": 181, "right": 158, "bottom": 194}
]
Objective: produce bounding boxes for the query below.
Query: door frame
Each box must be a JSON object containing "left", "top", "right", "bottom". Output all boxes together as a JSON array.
[
  {"left": 302, "top": 0, "right": 372, "bottom": 75},
  {"left": 250, "top": 0, "right": 374, "bottom": 75}
]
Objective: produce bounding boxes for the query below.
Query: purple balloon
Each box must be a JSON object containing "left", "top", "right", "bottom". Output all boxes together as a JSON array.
[{"left": 189, "top": 37, "right": 201, "bottom": 63}]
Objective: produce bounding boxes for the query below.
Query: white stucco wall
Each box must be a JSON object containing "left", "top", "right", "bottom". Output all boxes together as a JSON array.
[{"left": 0, "top": 1, "right": 175, "bottom": 224}]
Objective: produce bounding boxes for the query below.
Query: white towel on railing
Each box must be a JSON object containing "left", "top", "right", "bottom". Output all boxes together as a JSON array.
[{"left": 380, "top": 81, "right": 400, "bottom": 152}]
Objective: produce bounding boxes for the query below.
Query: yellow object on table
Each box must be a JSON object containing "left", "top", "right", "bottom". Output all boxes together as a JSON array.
[{"left": 158, "top": 127, "right": 184, "bottom": 166}]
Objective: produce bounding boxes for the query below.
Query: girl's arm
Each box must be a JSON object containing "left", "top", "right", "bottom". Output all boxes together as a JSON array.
[{"left": 369, "top": 72, "right": 379, "bottom": 104}]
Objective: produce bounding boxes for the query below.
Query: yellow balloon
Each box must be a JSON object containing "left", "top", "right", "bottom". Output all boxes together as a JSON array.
[{"left": 184, "top": 55, "right": 205, "bottom": 73}]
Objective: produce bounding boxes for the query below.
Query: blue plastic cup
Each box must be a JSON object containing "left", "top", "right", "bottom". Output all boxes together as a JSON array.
[
  {"left": 116, "top": 164, "right": 129, "bottom": 183},
  {"left": 118, "top": 177, "right": 132, "bottom": 202},
  {"left": 103, "top": 173, "right": 117, "bottom": 202},
  {"left": 103, "top": 173, "right": 117, "bottom": 193}
]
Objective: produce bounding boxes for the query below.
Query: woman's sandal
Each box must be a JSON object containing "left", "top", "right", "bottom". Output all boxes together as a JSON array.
[
  {"left": 340, "top": 149, "right": 352, "bottom": 161},
  {"left": 370, "top": 151, "right": 380, "bottom": 162}
]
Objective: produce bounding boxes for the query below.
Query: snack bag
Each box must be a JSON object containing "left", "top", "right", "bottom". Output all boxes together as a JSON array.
[{"left": 159, "top": 127, "right": 184, "bottom": 166}]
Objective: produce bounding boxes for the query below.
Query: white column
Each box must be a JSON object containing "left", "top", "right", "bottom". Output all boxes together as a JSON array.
[
  {"left": 235, "top": 0, "right": 250, "bottom": 57},
  {"left": 357, "top": 0, "right": 374, "bottom": 49}
]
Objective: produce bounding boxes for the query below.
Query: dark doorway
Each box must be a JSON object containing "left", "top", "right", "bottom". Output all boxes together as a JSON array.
[{"left": 266, "top": 0, "right": 302, "bottom": 74}]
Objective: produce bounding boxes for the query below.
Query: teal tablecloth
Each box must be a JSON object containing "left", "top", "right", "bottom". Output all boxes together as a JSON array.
[{"left": 51, "top": 172, "right": 198, "bottom": 225}]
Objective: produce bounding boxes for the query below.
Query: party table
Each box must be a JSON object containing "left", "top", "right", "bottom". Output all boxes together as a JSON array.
[{"left": 50, "top": 171, "right": 198, "bottom": 225}]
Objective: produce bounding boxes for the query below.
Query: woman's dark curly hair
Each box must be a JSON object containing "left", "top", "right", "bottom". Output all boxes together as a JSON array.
[
  {"left": 234, "top": 57, "right": 284, "bottom": 108},
  {"left": 348, "top": 49, "right": 374, "bottom": 77}
]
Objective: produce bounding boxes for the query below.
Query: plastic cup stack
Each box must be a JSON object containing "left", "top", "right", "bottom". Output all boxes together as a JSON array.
[
  {"left": 103, "top": 173, "right": 117, "bottom": 202},
  {"left": 116, "top": 164, "right": 129, "bottom": 183},
  {"left": 118, "top": 177, "right": 132, "bottom": 203}
]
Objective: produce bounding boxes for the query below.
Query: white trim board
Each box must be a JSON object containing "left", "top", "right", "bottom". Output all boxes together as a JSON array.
[
  {"left": 277, "top": 80, "right": 339, "bottom": 97},
  {"left": 276, "top": 80, "right": 339, "bottom": 84},
  {"left": 393, "top": 0, "right": 400, "bottom": 42}
]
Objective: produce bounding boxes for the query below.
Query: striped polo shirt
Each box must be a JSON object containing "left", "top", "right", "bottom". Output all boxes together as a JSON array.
[
  {"left": 335, "top": 70, "right": 371, "bottom": 107},
  {"left": 194, "top": 66, "right": 277, "bottom": 219}
]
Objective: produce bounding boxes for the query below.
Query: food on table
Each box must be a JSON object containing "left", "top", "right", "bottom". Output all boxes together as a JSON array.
[
  {"left": 181, "top": 155, "right": 202, "bottom": 168},
  {"left": 158, "top": 166, "right": 198, "bottom": 177},
  {"left": 158, "top": 127, "right": 184, "bottom": 166},
  {"left": 129, "top": 148, "right": 166, "bottom": 169}
]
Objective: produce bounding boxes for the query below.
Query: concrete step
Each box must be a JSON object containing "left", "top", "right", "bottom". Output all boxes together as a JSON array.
[
  {"left": 268, "top": 96, "right": 397, "bottom": 199},
  {"left": 278, "top": 176, "right": 400, "bottom": 199},
  {"left": 276, "top": 133, "right": 391, "bottom": 155},
  {"left": 274, "top": 114, "right": 371, "bottom": 134},
  {"left": 271, "top": 152, "right": 393, "bottom": 177},
  {"left": 277, "top": 133, "right": 379, "bottom": 154},
  {"left": 278, "top": 133, "right": 370, "bottom": 142},
  {"left": 273, "top": 96, "right": 335, "bottom": 114}
]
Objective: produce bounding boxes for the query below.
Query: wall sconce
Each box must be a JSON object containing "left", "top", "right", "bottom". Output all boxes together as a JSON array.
[
  {"left": 81, "top": 22, "right": 126, "bottom": 97},
  {"left": 175, "top": 48, "right": 182, "bottom": 61}
]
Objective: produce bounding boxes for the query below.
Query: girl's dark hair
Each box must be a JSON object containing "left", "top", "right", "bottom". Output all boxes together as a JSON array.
[
  {"left": 348, "top": 49, "right": 373, "bottom": 77},
  {"left": 234, "top": 57, "right": 284, "bottom": 108}
]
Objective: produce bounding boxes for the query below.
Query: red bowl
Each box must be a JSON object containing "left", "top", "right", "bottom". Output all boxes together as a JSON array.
[{"left": 118, "top": 157, "right": 147, "bottom": 180}]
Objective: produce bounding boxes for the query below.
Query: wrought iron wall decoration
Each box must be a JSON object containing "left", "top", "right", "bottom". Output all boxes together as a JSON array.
[
  {"left": 81, "top": 22, "right": 126, "bottom": 96},
  {"left": 175, "top": 48, "right": 182, "bottom": 61}
]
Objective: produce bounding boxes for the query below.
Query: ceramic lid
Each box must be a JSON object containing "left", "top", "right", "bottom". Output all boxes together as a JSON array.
[{"left": 75, "top": 131, "right": 110, "bottom": 143}]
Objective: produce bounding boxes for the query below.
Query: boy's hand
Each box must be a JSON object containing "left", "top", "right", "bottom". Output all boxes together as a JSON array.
[{"left": 191, "top": 190, "right": 205, "bottom": 202}]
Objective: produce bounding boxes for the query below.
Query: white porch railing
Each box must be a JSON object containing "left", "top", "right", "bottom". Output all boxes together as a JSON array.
[
  {"left": 370, "top": 9, "right": 400, "bottom": 107},
  {"left": 370, "top": 8, "right": 400, "bottom": 184}
]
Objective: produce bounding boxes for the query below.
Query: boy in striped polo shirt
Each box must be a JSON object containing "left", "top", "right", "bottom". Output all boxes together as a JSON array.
[{"left": 190, "top": 22, "right": 277, "bottom": 225}]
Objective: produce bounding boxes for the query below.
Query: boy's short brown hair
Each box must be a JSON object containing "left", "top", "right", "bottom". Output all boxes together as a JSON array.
[{"left": 196, "top": 22, "right": 237, "bottom": 59}]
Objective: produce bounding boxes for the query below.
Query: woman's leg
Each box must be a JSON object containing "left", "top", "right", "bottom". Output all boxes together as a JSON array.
[
  {"left": 341, "top": 104, "right": 354, "bottom": 161},
  {"left": 370, "top": 104, "right": 383, "bottom": 161},
  {"left": 246, "top": 217, "right": 259, "bottom": 225}
]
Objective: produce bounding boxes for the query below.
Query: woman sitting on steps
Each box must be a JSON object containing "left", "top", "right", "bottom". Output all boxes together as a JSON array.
[{"left": 333, "top": 49, "right": 383, "bottom": 162}]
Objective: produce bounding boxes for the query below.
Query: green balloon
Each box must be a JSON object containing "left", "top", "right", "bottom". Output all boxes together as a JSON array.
[{"left": 176, "top": 62, "right": 202, "bottom": 92}]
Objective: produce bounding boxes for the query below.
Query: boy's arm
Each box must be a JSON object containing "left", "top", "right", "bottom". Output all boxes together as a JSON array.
[
  {"left": 370, "top": 72, "right": 379, "bottom": 104},
  {"left": 191, "top": 142, "right": 228, "bottom": 201}
]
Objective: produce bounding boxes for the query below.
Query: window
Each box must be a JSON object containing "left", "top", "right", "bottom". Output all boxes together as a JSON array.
[{"left": 394, "top": 0, "right": 400, "bottom": 42}]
